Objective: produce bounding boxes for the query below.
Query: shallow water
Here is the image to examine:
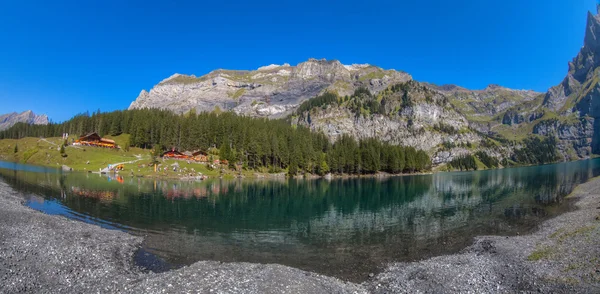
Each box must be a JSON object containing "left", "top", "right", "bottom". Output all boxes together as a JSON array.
[{"left": 1, "top": 159, "right": 599, "bottom": 282}]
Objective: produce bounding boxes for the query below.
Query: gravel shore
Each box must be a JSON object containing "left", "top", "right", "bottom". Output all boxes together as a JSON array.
[{"left": 1, "top": 177, "right": 599, "bottom": 293}]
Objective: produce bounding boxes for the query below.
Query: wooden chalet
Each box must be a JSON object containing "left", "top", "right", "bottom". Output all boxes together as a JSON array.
[
  {"left": 192, "top": 150, "right": 209, "bottom": 162},
  {"left": 75, "top": 132, "right": 117, "bottom": 148},
  {"left": 161, "top": 149, "right": 189, "bottom": 159}
]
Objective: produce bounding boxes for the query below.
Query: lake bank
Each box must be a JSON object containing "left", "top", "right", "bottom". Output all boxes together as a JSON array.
[
  {"left": 0, "top": 136, "right": 436, "bottom": 181},
  {"left": 0, "top": 175, "right": 599, "bottom": 292}
]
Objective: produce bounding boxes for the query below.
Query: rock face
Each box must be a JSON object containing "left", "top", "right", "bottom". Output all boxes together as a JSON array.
[
  {"left": 426, "top": 83, "right": 541, "bottom": 118},
  {"left": 0, "top": 110, "right": 49, "bottom": 131},
  {"left": 528, "top": 7, "right": 600, "bottom": 156},
  {"left": 129, "top": 58, "right": 411, "bottom": 118},
  {"left": 127, "top": 8, "right": 600, "bottom": 165},
  {"left": 293, "top": 81, "right": 511, "bottom": 164},
  {"left": 543, "top": 8, "right": 600, "bottom": 112}
]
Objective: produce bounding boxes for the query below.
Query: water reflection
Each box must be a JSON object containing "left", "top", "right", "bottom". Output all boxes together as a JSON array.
[{"left": 1, "top": 159, "right": 599, "bottom": 282}]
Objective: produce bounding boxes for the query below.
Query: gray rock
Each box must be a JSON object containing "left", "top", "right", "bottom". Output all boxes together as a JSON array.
[
  {"left": 0, "top": 110, "right": 49, "bottom": 131},
  {"left": 129, "top": 59, "right": 411, "bottom": 118}
]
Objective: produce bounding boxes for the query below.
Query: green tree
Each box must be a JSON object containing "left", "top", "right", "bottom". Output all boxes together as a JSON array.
[
  {"left": 13, "top": 144, "right": 18, "bottom": 153},
  {"left": 317, "top": 152, "right": 329, "bottom": 176}
]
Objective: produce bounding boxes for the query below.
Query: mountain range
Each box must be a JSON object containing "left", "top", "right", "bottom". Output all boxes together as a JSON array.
[
  {"left": 0, "top": 111, "right": 48, "bottom": 131},
  {"left": 122, "top": 7, "right": 600, "bottom": 164}
]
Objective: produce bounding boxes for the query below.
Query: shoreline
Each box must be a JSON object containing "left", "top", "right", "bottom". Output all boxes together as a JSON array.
[{"left": 0, "top": 177, "right": 599, "bottom": 292}]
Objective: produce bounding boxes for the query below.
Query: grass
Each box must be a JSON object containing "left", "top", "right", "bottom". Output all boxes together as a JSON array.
[
  {"left": 528, "top": 246, "right": 553, "bottom": 261},
  {"left": 556, "top": 225, "right": 597, "bottom": 243},
  {"left": 0, "top": 135, "right": 281, "bottom": 180},
  {"left": 229, "top": 88, "right": 246, "bottom": 100},
  {"left": 22, "top": 147, "right": 39, "bottom": 163},
  {"left": 162, "top": 75, "right": 205, "bottom": 85},
  {"left": 358, "top": 70, "right": 386, "bottom": 81},
  {"left": 549, "top": 228, "right": 566, "bottom": 239},
  {"left": 0, "top": 136, "right": 148, "bottom": 173},
  {"left": 474, "top": 157, "right": 487, "bottom": 170}
]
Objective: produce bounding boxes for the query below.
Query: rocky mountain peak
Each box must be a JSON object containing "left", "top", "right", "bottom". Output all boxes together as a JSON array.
[
  {"left": 292, "top": 58, "right": 349, "bottom": 80},
  {"left": 0, "top": 110, "right": 49, "bottom": 131},
  {"left": 573, "top": 10, "right": 600, "bottom": 81},
  {"left": 544, "top": 8, "right": 600, "bottom": 111},
  {"left": 128, "top": 58, "right": 411, "bottom": 117},
  {"left": 485, "top": 84, "right": 503, "bottom": 91}
]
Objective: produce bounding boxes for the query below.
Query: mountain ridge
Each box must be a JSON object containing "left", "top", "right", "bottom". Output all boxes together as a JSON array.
[
  {"left": 124, "top": 7, "right": 600, "bottom": 166},
  {"left": 0, "top": 111, "right": 48, "bottom": 131}
]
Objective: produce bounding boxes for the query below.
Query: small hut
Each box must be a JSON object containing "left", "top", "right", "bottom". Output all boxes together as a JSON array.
[
  {"left": 192, "top": 150, "right": 209, "bottom": 162},
  {"left": 75, "top": 132, "right": 117, "bottom": 148},
  {"left": 78, "top": 133, "right": 101, "bottom": 143},
  {"left": 161, "top": 149, "right": 189, "bottom": 160}
]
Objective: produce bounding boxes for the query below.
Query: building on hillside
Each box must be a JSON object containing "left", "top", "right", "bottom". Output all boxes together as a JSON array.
[
  {"left": 74, "top": 132, "right": 118, "bottom": 148},
  {"left": 161, "top": 149, "right": 189, "bottom": 159},
  {"left": 192, "top": 150, "right": 209, "bottom": 162}
]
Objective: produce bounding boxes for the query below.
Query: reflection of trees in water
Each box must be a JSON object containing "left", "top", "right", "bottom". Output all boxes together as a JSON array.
[{"left": 2, "top": 159, "right": 600, "bottom": 246}]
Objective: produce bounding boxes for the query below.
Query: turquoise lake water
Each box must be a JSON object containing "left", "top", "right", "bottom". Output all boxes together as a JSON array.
[{"left": 1, "top": 159, "right": 599, "bottom": 281}]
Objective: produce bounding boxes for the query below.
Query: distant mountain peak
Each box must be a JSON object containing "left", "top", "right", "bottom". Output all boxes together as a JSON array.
[{"left": 0, "top": 110, "right": 49, "bottom": 131}]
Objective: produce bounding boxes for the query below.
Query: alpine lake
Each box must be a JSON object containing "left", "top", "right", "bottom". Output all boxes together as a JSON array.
[{"left": 1, "top": 158, "right": 599, "bottom": 282}]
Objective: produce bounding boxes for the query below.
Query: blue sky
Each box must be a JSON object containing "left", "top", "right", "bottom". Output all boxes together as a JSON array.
[{"left": 0, "top": 0, "right": 597, "bottom": 122}]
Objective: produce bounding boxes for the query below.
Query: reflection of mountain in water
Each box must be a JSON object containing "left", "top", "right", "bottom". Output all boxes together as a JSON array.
[{"left": 1, "top": 158, "right": 600, "bottom": 281}]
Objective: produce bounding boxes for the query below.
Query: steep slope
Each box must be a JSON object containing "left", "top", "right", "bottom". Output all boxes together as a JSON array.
[
  {"left": 0, "top": 111, "right": 48, "bottom": 131},
  {"left": 488, "top": 7, "right": 600, "bottom": 160},
  {"left": 127, "top": 8, "right": 600, "bottom": 166},
  {"left": 426, "top": 83, "right": 541, "bottom": 120},
  {"left": 293, "top": 81, "right": 511, "bottom": 165},
  {"left": 129, "top": 59, "right": 411, "bottom": 118}
]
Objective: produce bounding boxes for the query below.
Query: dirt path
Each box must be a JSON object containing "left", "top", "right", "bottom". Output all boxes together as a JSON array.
[{"left": 98, "top": 155, "right": 147, "bottom": 173}]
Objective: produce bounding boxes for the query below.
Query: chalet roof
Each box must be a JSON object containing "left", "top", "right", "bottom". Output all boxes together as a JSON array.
[
  {"left": 100, "top": 138, "right": 115, "bottom": 144},
  {"left": 162, "top": 150, "right": 184, "bottom": 156},
  {"left": 192, "top": 150, "right": 208, "bottom": 156},
  {"left": 79, "top": 132, "right": 101, "bottom": 141}
]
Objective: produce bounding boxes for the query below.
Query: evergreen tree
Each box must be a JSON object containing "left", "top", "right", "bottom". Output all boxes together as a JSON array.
[{"left": 0, "top": 107, "right": 433, "bottom": 175}]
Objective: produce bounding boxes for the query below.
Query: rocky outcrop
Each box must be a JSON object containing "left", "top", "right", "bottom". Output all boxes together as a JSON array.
[
  {"left": 538, "top": 6, "right": 600, "bottom": 155},
  {"left": 0, "top": 110, "right": 49, "bottom": 131},
  {"left": 125, "top": 8, "right": 600, "bottom": 165},
  {"left": 294, "top": 82, "right": 488, "bottom": 163},
  {"left": 501, "top": 110, "right": 544, "bottom": 126},
  {"left": 544, "top": 7, "right": 600, "bottom": 112},
  {"left": 426, "top": 83, "right": 541, "bottom": 117},
  {"left": 129, "top": 59, "right": 411, "bottom": 118},
  {"left": 533, "top": 118, "right": 595, "bottom": 159}
]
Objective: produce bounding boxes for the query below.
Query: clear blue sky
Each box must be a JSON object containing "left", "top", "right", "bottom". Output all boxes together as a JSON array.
[{"left": 0, "top": 0, "right": 597, "bottom": 122}]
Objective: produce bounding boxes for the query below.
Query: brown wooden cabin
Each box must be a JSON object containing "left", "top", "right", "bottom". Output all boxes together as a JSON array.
[
  {"left": 75, "top": 132, "right": 117, "bottom": 148},
  {"left": 161, "top": 149, "right": 189, "bottom": 159},
  {"left": 192, "top": 150, "right": 208, "bottom": 162}
]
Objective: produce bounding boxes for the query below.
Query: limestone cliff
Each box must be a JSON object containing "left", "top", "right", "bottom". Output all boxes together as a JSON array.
[
  {"left": 127, "top": 8, "right": 600, "bottom": 166},
  {"left": 517, "top": 7, "right": 600, "bottom": 157},
  {"left": 293, "top": 81, "right": 510, "bottom": 164},
  {"left": 129, "top": 59, "right": 411, "bottom": 118}
]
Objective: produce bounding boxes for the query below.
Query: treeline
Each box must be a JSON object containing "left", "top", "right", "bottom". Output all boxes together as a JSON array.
[
  {"left": 326, "top": 135, "right": 430, "bottom": 174},
  {"left": 475, "top": 151, "right": 499, "bottom": 168},
  {"left": 296, "top": 92, "right": 338, "bottom": 114},
  {"left": 347, "top": 87, "right": 386, "bottom": 115},
  {"left": 0, "top": 108, "right": 431, "bottom": 175},
  {"left": 512, "top": 136, "right": 559, "bottom": 165},
  {"left": 448, "top": 154, "right": 478, "bottom": 171}
]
